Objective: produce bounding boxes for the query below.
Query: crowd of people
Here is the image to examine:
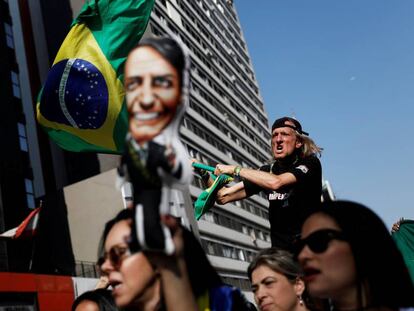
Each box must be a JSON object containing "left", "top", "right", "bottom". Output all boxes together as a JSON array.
[{"left": 71, "top": 35, "right": 414, "bottom": 310}]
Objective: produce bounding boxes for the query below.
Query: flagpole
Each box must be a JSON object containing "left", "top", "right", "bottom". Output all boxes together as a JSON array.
[
  {"left": 28, "top": 200, "right": 42, "bottom": 272},
  {"left": 28, "top": 237, "right": 36, "bottom": 272}
]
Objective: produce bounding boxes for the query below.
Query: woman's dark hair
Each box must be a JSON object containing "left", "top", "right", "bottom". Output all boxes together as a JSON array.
[
  {"left": 315, "top": 200, "right": 414, "bottom": 308},
  {"left": 131, "top": 36, "right": 185, "bottom": 86},
  {"left": 97, "top": 208, "right": 134, "bottom": 263},
  {"left": 98, "top": 209, "right": 222, "bottom": 299},
  {"left": 72, "top": 289, "right": 117, "bottom": 311}
]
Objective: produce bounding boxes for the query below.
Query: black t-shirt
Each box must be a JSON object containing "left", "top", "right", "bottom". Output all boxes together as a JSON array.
[{"left": 243, "top": 155, "right": 322, "bottom": 250}]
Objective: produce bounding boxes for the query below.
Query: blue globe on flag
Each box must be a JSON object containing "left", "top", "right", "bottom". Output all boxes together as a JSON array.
[{"left": 40, "top": 58, "right": 109, "bottom": 129}]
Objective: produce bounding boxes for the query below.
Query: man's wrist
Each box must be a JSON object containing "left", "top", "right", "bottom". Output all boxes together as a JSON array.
[{"left": 233, "top": 166, "right": 242, "bottom": 177}]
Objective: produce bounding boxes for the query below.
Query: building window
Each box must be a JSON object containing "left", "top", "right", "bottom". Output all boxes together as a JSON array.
[
  {"left": 222, "top": 245, "right": 232, "bottom": 258},
  {"left": 17, "top": 122, "right": 28, "bottom": 152},
  {"left": 11, "top": 71, "right": 21, "bottom": 98},
  {"left": 207, "top": 241, "right": 215, "bottom": 255},
  {"left": 203, "top": 212, "right": 216, "bottom": 223},
  {"left": 4, "top": 23, "right": 14, "bottom": 49},
  {"left": 238, "top": 249, "right": 245, "bottom": 261},
  {"left": 25, "top": 178, "right": 35, "bottom": 209}
]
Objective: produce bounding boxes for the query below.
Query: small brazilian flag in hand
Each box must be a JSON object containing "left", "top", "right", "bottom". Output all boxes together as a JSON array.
[{"left": 37, "top": 0, "right": 155, "bottom": 153}]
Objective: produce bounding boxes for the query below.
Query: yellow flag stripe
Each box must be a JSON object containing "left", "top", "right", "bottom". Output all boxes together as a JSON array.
[{"left": 37, "top": 24, "right": 124, "bottom": 150}]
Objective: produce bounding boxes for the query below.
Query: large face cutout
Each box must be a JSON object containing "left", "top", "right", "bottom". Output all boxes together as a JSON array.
[{"left": 124, "top": 46, "right": 181, "bottom": 144}]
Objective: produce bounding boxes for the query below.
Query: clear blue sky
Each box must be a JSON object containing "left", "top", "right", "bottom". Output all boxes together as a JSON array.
[{"left": 235, "top": 0, "right": 414, "bottom": 227}]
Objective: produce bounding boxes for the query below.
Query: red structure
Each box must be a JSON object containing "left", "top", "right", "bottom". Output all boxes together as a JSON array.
[{"left": 0, "top": 272, "right": 75, "bottom": 310}]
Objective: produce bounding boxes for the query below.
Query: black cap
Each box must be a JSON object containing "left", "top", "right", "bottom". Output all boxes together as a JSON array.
[{"left": 271, "top": 117, "right": 309, "bottom": 136}]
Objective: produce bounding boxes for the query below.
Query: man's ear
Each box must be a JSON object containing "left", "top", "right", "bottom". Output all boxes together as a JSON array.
[
  {"left": 295, "top": 138, "right": 303, "bottom": 149},
  {"left": 294, "top": 277, "right": 305, "bottom": 296}
]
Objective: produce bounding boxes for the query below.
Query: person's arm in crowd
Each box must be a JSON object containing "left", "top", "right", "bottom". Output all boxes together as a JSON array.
[
  {"left": 150, "top": 215, "right": 199, "bottom": 311},
  {"left": 94, "top": 275, "right": 110, "bottom": 289},
  {"left": 216, "top": 181, "right": 247, "bottom": 204},
  {"left": 214, "top": 164, "right": 297, "bottom": 192}
]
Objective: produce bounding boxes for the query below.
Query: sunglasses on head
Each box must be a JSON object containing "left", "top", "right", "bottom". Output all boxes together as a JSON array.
[
  {"left": 98, "top": 244, "right": 132, "bottom": 269},
  {"left": 293, "top": 229, "right": 347, "bottom": 257}
]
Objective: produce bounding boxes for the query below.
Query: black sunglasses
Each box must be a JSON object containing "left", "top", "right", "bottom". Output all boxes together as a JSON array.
[
  {"left": 98, "top": 244, "right": 131, "bottom": 269},
  {"left": 293, "top": 229, "right": 347, "bottom": 256}
]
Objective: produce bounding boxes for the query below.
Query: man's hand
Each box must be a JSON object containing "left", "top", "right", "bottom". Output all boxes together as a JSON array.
[
  {"left": 215, "top": 182, "right": 246, "bottom": 205},
  {"left": 165, "top": 144, "right": 177, "bottom": 169},
  {"left": 147, "top": 215, "right": 184, "bottom": 265},
  {"left": 391, "top": 217, "right": 404, "bottom": 233},
  {"left": 217, "top": 187, "right": 232, "bottom": 204},
  {"left": 214, "top": 164, "right": 236, "bottom": 176}
]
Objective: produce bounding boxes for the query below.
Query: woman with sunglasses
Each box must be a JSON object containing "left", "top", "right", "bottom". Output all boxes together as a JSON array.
[
  {"left": 99, "top": 208, "right": 200, "bottom": 310},
  {"left": 99, "top": 209, "right": 256, "bottom": 311},
  {"left": 295, "top": 200, "right": 414, "bottom": 310},
  {"left": 247, "top": 248, "right": 311, "bottom": 311}
]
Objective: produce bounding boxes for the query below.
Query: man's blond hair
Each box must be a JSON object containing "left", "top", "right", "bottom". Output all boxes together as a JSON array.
[{"left": 297, "top": 133, "right": 323, "bottom": 158}]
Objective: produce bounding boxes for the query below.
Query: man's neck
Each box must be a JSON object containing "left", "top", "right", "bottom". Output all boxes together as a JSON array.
[{"left": 276, "top": 153, "right": 299, "bottom": 167}]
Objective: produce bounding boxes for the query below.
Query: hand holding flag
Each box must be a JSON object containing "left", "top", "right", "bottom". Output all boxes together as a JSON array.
[{"left": 192, "top": 162, "right": 233, "bottom": 220}]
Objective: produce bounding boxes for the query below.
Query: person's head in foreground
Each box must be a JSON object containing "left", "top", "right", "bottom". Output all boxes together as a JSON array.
[
  {"left": 98, "top": 209, "right": 223, "bottom": 310},
  {"left": 99, "top": 209, "right": 160, "bottom": 310},
  {"left": 248, "top": 248, "right": 310, "bottom": 311},
  {"left": 124, "top": 36, "right": 188, "bottom": 144},
  {"left": 271, "top": 117, "right": 322, "bottom": 161},
  {"left": 295, "top": 200, "right": 414, "bottom": 310},
  {"left": 72, "top": 288, "right": 117, "bottom": 311}
]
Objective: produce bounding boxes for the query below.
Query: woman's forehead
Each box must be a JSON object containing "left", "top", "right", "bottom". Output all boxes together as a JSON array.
[
  {"left": 303, "top": 212, "right": 340, "bottom": 232},
  {"left": 106, "top": 220, "right": 131, "bottom": 247}
]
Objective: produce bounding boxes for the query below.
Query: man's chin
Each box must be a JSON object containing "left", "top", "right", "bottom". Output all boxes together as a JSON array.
[
  {"left": 274, "top": 153, "right": 286, "bottom": 159},
  {"left": 130, "top": 127, "right": 161, "bottom": 144}
]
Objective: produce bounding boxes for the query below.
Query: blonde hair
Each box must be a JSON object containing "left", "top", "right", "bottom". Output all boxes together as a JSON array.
[
  {"left": 298, "top": 134, "right": 323, "bottom": 158},
  {"left": 268, "top": 132, "right": 323, "bottom": 162}
]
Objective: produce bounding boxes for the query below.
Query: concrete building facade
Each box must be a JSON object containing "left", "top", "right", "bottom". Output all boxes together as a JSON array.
[
  {"left": 1, "top": 0, "right": 274, "bottom": 295},
  {"left": 147, "top": 0, "right": 272, "bottom": 291}
]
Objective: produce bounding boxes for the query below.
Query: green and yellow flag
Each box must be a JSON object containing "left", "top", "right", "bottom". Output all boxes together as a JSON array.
[
  {"left": 194, "top": 174, "right": 233, "bottom": 221},
  {"left": 37, "top": 0, "right": 155, "bottom": 153},
  {"left": 392, "top": 219, "right": 414, "bottom": 284}
]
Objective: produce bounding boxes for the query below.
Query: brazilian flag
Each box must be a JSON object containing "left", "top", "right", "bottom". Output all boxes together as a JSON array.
[
  {"left": 194, "top": 174, "right": 233, "bottom": 221},
  {"left": 392, "top": 219, "right": 414, "bottom": 284},
  {"left": 37, "top": 0, "right": 155, "bottom": 153}
]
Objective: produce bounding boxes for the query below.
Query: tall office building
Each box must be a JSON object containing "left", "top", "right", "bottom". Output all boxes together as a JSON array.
[
  {"left": 148, "top": 0, "right": 272, "bottom": 291},
  {"left": 0, "top": 0, "right": 101, "bottom": 275},
  {"left": 1, "top": 0, "right": 273, "bottom": 293},
  {"left": 0, "top": 0, "right": 36, "bottom": 272}
]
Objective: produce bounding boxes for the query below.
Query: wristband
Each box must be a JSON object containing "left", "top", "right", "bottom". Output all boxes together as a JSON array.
[{"left": 233, "top": 166, "right": 241, "bottom": 177}]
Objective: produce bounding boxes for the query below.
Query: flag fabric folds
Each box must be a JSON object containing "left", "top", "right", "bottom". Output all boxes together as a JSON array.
[
  {"left": 194, "top": 174, "right": 233, "bottom": 220},
  {"left": 197, "top": 285, "right": 255, "bottom": 311},
  {"left": 37, "top": 0, "right": 155, "bottom": 153},
  {"left": 0, "top": 207, "right": 41, "bottom": 239},
  {"left": 392, "top": 219, "right": 414, "bottom": 284}
]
